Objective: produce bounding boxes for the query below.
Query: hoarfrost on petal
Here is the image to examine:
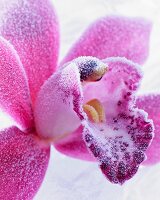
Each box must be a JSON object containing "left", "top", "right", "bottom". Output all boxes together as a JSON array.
[
  {"left": 0, "top": 126, "right": 50, "bottom": 200},
  {"left": 0, "top": 0, "right": 59, "bottom": 103},
  {"left": 0, "top": 36, "right": 33, "bottom": 130}
]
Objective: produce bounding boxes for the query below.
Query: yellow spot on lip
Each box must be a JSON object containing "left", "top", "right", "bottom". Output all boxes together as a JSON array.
[
  {"left": 83, "top": 99, "right": 106, "bottom": 123},
  {"left": 83, "top": 104, "right": 100, "bottom": 123}
]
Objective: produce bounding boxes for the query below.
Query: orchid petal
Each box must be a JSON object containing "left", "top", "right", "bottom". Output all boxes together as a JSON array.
[
  {"left": 82, "top": 57, "right": 154, "bottom": 184},
  {"left": 61, "top": 16, "right": 151, "bottom": 66},
  {"left": 0, "top": 0, "right": 59, "bottom": 103},
  {"left": 0, "top": 36, "right": 33, "bottom": 130},
  {"left": 136, "top": 94, "right": 160, "bottom": 165},
  {"left": 0, "top": 126, "right": 50, "bottom": 199},
  {"left": 34, "top": 62, "right": 83, "bottom": 142}
]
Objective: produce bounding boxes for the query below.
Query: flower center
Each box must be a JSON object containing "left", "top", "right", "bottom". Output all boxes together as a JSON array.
[
  {"left": 83, "top": 99, "right": 106, "bottom": 123},
  {"left": 34, "top": 56, "right": 108, "bottom": 144},
  {"left": 74, "top": 57, "right": 108, "bottom": 124}
]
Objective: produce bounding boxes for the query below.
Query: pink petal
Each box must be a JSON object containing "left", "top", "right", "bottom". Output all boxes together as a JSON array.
[
  {"left": 61, "top": 16, "right": 152, "bottom": 66},
  {"left": 136, "top": 94, "right": 160, "bottom": 165},
  {"left": 0, "top": 36, "right": 33, "bottom": 130},
  {"left": 0, "top": 126, "right": 50, "bottom": 199},
  {"left": 34, "top": 62, "right": 83, "bottom": 141},
  {"left": 82, "top": 57, "right": 154, "bottom": 184},
  {"left": 0, "top": 0, "right": 59, "bottom": 103}
]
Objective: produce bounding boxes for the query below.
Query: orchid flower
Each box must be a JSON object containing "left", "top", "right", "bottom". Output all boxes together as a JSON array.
[{"left": 0, "top": 0, "right": 156, "bottom": 199}]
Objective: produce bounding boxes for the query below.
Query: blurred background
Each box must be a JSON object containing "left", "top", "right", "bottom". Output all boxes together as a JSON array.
[{"left": 1, "top": 0, "right": 160, "bottom": 199}]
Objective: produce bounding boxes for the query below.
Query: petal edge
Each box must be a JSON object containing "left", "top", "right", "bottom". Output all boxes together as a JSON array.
[{"left": 61, "top": 16, "right": 152, "bottom": 66}]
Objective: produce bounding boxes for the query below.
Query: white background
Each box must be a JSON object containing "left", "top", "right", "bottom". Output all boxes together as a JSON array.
[{"left": 1, "top": 0, "right": 160, "bottom": 199}]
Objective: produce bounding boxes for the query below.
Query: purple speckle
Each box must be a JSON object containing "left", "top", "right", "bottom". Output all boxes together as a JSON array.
[
  {"left": 85, "top": 134, "right": 93, "bottom": 143},
  {"left": 133, "top": 151, "right": 145, "bottom": 164},
  {"left": 117, "top": 101, "right": 122, "bottom": 106}
]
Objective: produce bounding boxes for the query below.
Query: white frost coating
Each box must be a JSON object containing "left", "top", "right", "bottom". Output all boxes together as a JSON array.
[{"left": 104, "top": 57, "right": 143, "bottom": 77}]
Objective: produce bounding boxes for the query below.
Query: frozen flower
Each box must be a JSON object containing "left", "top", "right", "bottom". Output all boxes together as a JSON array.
[{"left": 0, "top": 0, "right": 155, "bottom": 199}]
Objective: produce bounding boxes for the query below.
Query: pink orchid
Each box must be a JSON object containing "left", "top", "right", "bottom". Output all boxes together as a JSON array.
[{"left": 0, "top": 0, "right": 157, "bottom": 199}]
